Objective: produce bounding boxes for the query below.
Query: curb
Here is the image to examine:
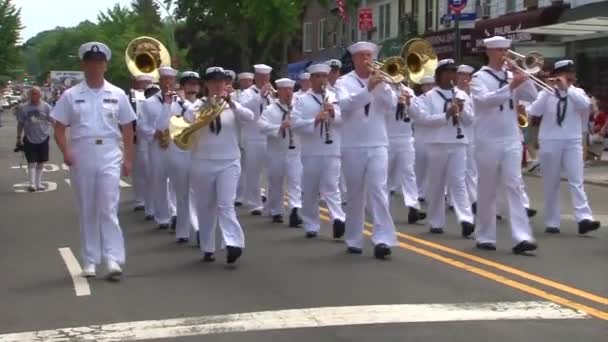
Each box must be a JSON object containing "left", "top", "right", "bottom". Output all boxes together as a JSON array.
[{"left": 524, "top": 173, "right": 608, "bottom": 188}]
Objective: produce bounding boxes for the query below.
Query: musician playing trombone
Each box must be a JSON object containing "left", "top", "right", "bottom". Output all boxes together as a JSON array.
[
  {"left": 413, "top": 59, "right": 475, "bottom": 237},
  {"left": 257, "top": 78, "right": 303, "bottom": 227},
  {"left": 183, "top": 67, "right": 254, "bottom": 264},
  {"left": 470, "top": 36, "right": 538, "bottom": 254},
  {"left": 290, "top": 63, "right": 345, "bottom": 240},
  {"left": 334, "top": 41, "right": 398, "bottom": 259},
  {"left": 527, "top": 60, "right": 601, "bottom": 235}
]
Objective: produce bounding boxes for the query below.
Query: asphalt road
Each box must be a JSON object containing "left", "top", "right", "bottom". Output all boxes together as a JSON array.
[{"left": 0, "top": 111, "right": 606, "bottom": 341}]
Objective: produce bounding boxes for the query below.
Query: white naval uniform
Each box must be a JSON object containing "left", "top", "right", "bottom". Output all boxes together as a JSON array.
[
  {"left": 328, "top": 82, "right": 348, "bottom": 202},
  {"left": 233, "top": 89, "right": 249, "bottom": 203},
  {"left": 291, "top": 89, "right": 345, "bottom": 234},
  {"left": 335, "top": 72, "right": 398, "bottom": 249},
  {"left": 184, "top": 99, "right": 254, "bottom": 253},
  {"left": 457, "top": 86, "right": 478, "bottom": 205},
  {"left": 257, "top": 101, "right": 302, "bottom": 216},
  {"left": 240, "top": 86, "right": 272, "bottom": 211},
  {"left": 51, "top": 81, "right": 136, "bottom": 266},
  {"left": 471, "top": 66, "right": 538, "bottom": 245},
  {"left": 131, "top": 89, "right": 149, "bottom": 210},
  {"left": 141, "top": 93, "right": 174, "bottom": 225},
  {"left": 412, "top": 95, "right": 430, "bottom": 200},
  {"left": 387, "top": 85, "right": 419, "bottom": 209},
  {"left": 414, "top": 87, "right": 475, "bottom": 229},
  {"left": 528, "top": 87, "right": 595, "bottom": 228}
]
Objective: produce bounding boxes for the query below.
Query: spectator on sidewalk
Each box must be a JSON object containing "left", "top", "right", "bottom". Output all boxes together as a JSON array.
[{"left": 15, "top": 87, "right": 53, "bottom": 192}]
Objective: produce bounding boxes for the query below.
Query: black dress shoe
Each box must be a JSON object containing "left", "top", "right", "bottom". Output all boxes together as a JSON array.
[
  {"left": 430, "top": 227, "right": 444, "bottom": 234},
  {"left": 512, "top": 240, "right": 538, "bottom": 254},
  {"left": 545, "top": 227, "right": 560, "bottom": 234},
  {"left": 27, "top": 186, "right": 36, "bottom": 192},
  {"left": 346, "top": 246, "right": 363, "bottom": 254},
  {"left": 261, "top": 195, "right": 267, "bottom": 203},
  {"left": 176, "top": 238, "right": 189, "bottom": 244},
  {"left": 496, "top": 215, "right": 503, "bottom": 221},
  {"left": 251, "top": 210, "right": 262, "bottom": 216},
  {"left": 145, "top": 215, "right": 154, "bottom": 221},
  {"left": 133, "top": 205, "right": 145, "bottom": 212},
  {"left": 390, "top": 190, "right": 396, "bottom": 196},
  {"left": 374, "top": 243, "right": 392, "bottom": 260},
  {"left": 234, "top": 201, "right": 242, "bottom": 207},
  {"left": 526, "top": 208, "right": 537, "bottom": 218},
  {"left": 305, "top": 231, "right": 318, "bottom": 238},
  {"left": 461, "top": 221, "right": 475, "bottom": 238},
  {"left": 448, "top": 205, "right": 455, "bottom": 212},
  {"left": 158, "top": 224, "right": 170, "bottom": 230},
  {"left": 289, "top": 208, "right": 303, "bottom": 227},
  {"left": 202, "top": 252, "right": 215, "bottom": 262},
  {"left": 476, "top": 242, "right": 497, "bottom": 251},
  {"left": 226, "top": 246, "right": 242, "bottom": 264},
  {"left": 196, "top": 232, "right": 200, "bottom": 246},
  {"left": 407, "top": 207, "right": 426, "bottom": 224},
  {"left": 578, "top": 219, "right": 600, "bottom": 234},
  {"left": 418, "top": 197, "right": 426, "bottom": 203},
  {"left": 333, "top": 219, "right": 345, "bottom": 238},
  {"left": 472, "top": 202, "right": 477, "bottom": 215},
  {"left": 170, "top": 216, "right": 177, "bottom": 231},
  {"left": 272, "top": 215, "right": 284, "bottom": 223}
]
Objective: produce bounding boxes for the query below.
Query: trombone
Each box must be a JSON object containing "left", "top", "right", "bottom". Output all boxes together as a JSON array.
[{"left": 504, "top": 50, "right": 555, "bottom": 95}]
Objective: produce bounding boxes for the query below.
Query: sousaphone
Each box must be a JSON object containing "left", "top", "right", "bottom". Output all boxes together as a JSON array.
[
  {"left": 400, "top": 38, "right": 438, "bottom": 84},
  {"left": 125, "top": 36, "right": 171, "bottom": 80}
]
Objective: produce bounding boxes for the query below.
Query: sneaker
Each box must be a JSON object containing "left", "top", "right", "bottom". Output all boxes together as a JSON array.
[
  {"left": 82, "top": 264, "right": 96, "bottom": 277},
  {"left": 105, "top": 260, "right": 123, "bottom": 280}
]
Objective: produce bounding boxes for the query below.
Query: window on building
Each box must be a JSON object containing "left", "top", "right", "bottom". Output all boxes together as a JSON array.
[
  {"left": 506, "top": 0, "right": 516, "bottom": 13},
  {"left": 303, "top": 22, "right": 312, "bottom": 52},
  {"left": 425, "top": 0, "right": 434, "bottom": 31},
  {"left": 476, "top": 0, "right": 491, "bottom": 18},
  {"left": 319, "top": 18, "right": 327, "bottom": 50},
  {"left": 378, "top": 2, "right": 391, "bottom": 40}
]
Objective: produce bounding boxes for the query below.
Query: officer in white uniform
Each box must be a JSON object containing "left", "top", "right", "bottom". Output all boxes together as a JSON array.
[
  {"left": 335, "top": 41, "right": 398, "bottom": 259},
  {"left": 528, "top": 60, "right": 601, "bottom": 235},
  {"left": 387, "top": 80, "right": 426, "bottom": 224},
  {"left": 470, "top": 36, "right": 538, "bottom": 254},
  {"left": 184, "top": 67, "right": 254, "bottom": 264},
  {"left": 325, "top": 59, "right": 348, "bottom": 203},
  {"left": 455, "top": 64, "right": 478, "bottom": 212},
  {"left": 131, "top": 74, "right": 155, "bottom": 213},
  {"left": 414, "top": 59, "right": 475, "bottom": 237},
  {"left": 294, "top": 73, "right": 311, "bottom": 98},
  {"left": 257, "top": 78, "right": 303, "bottom": 227},
  {"left": 413, "top": 75, "right": 435, "bottom": 202},
  {"left": 141, "top": 66, "right": 179, "bottom": 230},
  {"left": 240, "top": 64, "right": 274, "bottom": 215},
  {"left": 51, "top": 42, "right": 136, "bottom": 280},
  {"left": 291, "top": 63, "right": 346, "bottom": 239},
  {"left": 234, "top": 72, "right": 254, "bottom": 206}
]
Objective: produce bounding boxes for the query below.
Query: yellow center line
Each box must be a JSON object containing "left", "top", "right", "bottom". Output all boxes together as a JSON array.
[{"left": 315, "top": 205, "right": 608, "bottom": 307}]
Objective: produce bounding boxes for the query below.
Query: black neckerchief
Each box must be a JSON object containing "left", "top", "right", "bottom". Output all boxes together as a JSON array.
[
  {"left": 202, "top": 99, "right": 222, "bottom": 135},
  {"left": 156, "top": 93, "right": 164, "bottom": 105},
  {"left": 353, "top": 76, "right": 370, "bottom": 116},
  {"left": 276, "top": 103, "right": 290, "bottom": 139},
  {"left": 482, "top": 69, "right": 514, "bottom": 111},
  {"left": 434, "top": 88, "right": 455, "bottom": 114},
  {"left": 252, "top": 87, "right": 270, "bottom": 113},
  {"left": 555, "top": 89, "right": 568, "bottom": 126}
]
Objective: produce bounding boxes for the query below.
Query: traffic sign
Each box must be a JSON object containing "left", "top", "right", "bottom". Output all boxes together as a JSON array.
[
  {"left": 358, "top": 7, "right": 374, "bottom": 31},
  {"left": 451, "top": 12, "right": 477, "bottom": 21},
  {"left": 448, "top": 0, "right": 467, "bottom": 13}
]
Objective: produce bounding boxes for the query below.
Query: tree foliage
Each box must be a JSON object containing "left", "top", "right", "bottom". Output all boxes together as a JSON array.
[{"left": 0, "top": 0, "right": 24, "bottom": 79}]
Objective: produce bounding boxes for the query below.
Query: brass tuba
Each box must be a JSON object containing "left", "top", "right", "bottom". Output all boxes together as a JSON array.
[
  {"left": 400, "top": 38, "right": 438, "bottom": 84},
  {"left": 171, "top": 96, "right": 228, "bottom": 150},
  {"left": 125, "top": 36, "right": 171, "bottom": 80}
]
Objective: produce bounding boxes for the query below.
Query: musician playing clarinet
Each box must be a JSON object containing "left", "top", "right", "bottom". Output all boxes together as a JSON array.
[
  {"left": 257, "top": 78, "right": 303, "bottom": 227},
  {"left": 413, "top": 59, "right": 475, "bottom": 238}
]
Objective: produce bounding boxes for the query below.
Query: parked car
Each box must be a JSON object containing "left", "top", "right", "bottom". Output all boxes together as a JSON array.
[{"left": 1, "top": 99, "right": 9, "bottom": 109}]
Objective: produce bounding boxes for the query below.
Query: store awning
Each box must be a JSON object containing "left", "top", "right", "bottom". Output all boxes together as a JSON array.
[{"left": 515, "top": 17, "right": 608, "bottom": 36}]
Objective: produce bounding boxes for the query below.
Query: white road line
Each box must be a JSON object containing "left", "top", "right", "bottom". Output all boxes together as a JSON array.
[
  {"left": 57, "top": 247, "right": 91, "bottom": 297},
  {"left": 0, "top": 301, "right": 586, "bottom": 341},
  {"left": 560, "top": 214, "right": 608, "bottom": 222},
  {"left": 64, "top": 179, "right": 71, "bottom": 186}
]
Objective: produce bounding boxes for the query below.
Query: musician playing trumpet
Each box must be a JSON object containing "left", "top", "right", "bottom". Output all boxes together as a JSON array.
[
  {"left": 291, "top": 64, "right": 345, "bottom": 240},
  {"left": 183, "top": 67, "right": 254, "bottom": 264},
  {"left": 257, "top": 78, "right": 303, "bottom": 227},
  {"left": 414, "top": 59, "right": 475, "bottom": 238},
  {"left": 527, "top": 60, "right": 601, "bottom": 235}
]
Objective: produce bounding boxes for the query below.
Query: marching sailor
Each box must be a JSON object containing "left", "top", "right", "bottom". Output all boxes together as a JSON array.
[
  {"left": 257, "top": 78, "right": 303, "bottom": 227},
  {"left": 325, "top": 58, "right": 348, "bottom": 203},
  {"left": 51, "top": 42, "right": 136, "bottom": 279},
  {"left": 294, "top": 72, "right": 311, "bottom": 98},
  {"left": 413, "top": 75, "right": 435, "bottom": 202},
  {"left": 455, "top": 64, "right": 478, "bottom": 212},
  {"left": 528, "top": 60, "right": 601, "bottom": 235},
  {"left": 234, "top": 72, "right": 254, "bottom": 206},
  {"left": 291, "top": 64, "right": 346, "bottom": 239}
]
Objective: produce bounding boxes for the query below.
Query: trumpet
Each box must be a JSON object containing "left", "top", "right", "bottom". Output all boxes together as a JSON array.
[
  {"left": 366, "top": 57, "right": 406, "bottom": 85},
  {"left": 504, "top": 50, "right": 555, "bottom": 95},
  {"left": 157, "top": 90, "right": 182, "bottom": 149}
]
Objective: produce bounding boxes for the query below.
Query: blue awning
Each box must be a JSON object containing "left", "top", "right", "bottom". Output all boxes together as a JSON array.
[{"left": 287, "top": 60, "right": 313, "bottom": 80}]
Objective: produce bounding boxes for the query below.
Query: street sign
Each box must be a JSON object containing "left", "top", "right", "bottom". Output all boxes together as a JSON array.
[
  {"left": 450, "top": 12, "right": 477, "bottom": 21},
  {"left": 358, "top": 7, "right": 374, "bottom": 31},
  {"left": 448, "top": 0, "right": 468, "bottom": 13}
]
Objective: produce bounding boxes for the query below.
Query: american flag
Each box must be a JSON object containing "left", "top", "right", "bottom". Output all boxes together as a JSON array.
[{"left": 336, "top": 0, "right": 348, "bottom": 22}]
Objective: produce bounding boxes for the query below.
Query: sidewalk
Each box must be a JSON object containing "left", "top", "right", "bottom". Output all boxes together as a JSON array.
[{"left": 524, "top": 154, "right": 608, "bottom": 187}]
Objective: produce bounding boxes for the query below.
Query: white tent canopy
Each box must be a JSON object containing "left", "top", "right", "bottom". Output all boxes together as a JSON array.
[{"left": 515, "top": 17, "right": 608, "bottom": 40}]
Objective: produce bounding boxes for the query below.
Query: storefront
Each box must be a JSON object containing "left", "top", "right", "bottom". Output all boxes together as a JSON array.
[{"left": 423, "top": 28, "right": 475, "bottom": 65}]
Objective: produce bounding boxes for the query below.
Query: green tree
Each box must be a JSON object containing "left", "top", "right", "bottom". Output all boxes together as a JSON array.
[
  {"left": 131, "top": 0, "right": 162, "bottom": 35},
  {"left": 0, "top": 0, "right": 24, "bottom": 78}
]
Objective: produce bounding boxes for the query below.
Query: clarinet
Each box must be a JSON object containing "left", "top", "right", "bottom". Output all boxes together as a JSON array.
[
  {"left": 453, "top": 97, "right": 465, "bottom": 140},
  {"left": 397, "top": 85, "right": 411, "bottom": 122},
  {"left": 287, "top": 104, "right": 296, "bottom": 149},
  {"left": 321, "top": 84, "right": 333, "bottom": 144}
]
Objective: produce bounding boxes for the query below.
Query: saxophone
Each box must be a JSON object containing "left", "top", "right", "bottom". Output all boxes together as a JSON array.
[{"left": 172, "top": 95, "right": 228, "bottom": 150}]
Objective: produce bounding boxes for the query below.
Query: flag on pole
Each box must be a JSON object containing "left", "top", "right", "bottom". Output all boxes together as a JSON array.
[{"left": 336, "top": 0, "right": 348, "bottom": 22}]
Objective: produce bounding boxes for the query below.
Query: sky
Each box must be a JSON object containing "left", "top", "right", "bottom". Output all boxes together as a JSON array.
[{"left": 14, "top": 0, "right": 134, "bottom": 42}]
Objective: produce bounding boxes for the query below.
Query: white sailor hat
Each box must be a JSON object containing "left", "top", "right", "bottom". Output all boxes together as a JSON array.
[
  {"left": 483, "top": 36, "right": 511, "bottom": 49},
  {"left": 275, "top": 78, "right": 296, "bottom": 88},
  {"left": 205, "top": 66, "right": 229, "bottom": 80},
  {"left": 436, "top": 59, "right": 457, "bottom": 73},
  {"left": 225, "top": 69, "right": 236, "bottom": 81},
  {"left": 307, "top": 63, "right": 331, "bottom": 74},
  {"left": 158, "top": 66, "right": 178, "bottom": 77},
  {"left": 554, "top": 60, "right": 575, "bottom": 72},
  {"left": 179, "top": 71, "right": 200, "bottom": 84},
  {"left": 325, "top": 59, "right": 342, "bottom": 69},
  {"left": 238, "top": 72, "right": 254, "bottom": 80},
  {"left": 457, "top": 64, "right": 475, "bottom": 74},
  {"left": 347, "top": 41, "right": 379, "bottom": 58},
  {"left": 253, "top": 64, "right": 273, "bottom": 74},
  {"left": 299, "top": 72, "right": 311, "bottom": 80},
  {"left": 78, "top": 42, "right": 111, "bottom": 61},
  {"left": 135, "top": 74, "right": 155, "bottom": 82},
  {"left": 420, "top": 75, "right": 435, "bottom": 85}
]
